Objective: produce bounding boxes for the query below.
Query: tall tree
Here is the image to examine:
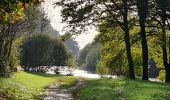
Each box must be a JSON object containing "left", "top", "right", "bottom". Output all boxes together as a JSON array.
[
  {"left": 0, "top": 0, "right": 42, "bottom": 77},
  {"left": 122, "top": 0, "right": 135, "bottom": 78},
  {"left": 154, "top": 0, "right": 170, "bottom": 82},
  {"left": 56, "top": 0, "right": 135, "bottom": 79},
  {"left": 136, "top": 0, "right": 149, "bottom": 80}
]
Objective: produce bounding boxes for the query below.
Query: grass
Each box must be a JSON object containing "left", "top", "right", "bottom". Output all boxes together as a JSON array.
[
  {"left": 0, "top": 71, "right": 77, "bottom": 100},
  {"left": 74, "top": 78, "right": 170, "bottom": 100}
]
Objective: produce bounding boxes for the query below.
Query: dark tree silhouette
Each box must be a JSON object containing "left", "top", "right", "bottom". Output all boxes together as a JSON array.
[{"left": 136, "top": 0, "right": 149, "bottom": 80}]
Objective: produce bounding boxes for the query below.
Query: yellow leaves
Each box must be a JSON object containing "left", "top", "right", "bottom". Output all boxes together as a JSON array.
[
  {"left": 3, "top": 13, "right": 10, "bottom": 23},
  {"left": 17, "top": 1, "right": 23, "bottom": 8},
  {"left": 1, "top": 2, "right": 25, "bottom": 23},
  {"left": 0, "top": 0, "right": 42, "bottom": 23}
]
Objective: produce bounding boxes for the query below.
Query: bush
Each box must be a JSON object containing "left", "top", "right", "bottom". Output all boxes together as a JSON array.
[
  {"left": 158, "top": 70, "right": 165, "bottom": 82},
  {"left": 20, "top": 33, "right": 70, "bottom": 71},
  {"left": 96, "top": 62, "right": 109, "bottom": 75}
]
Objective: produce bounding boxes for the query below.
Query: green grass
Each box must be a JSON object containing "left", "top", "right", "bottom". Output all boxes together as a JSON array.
[
  {"left": 74, "top": 78, "right": 170, "bottom": 100},
  {"left": 0, "top": 71, "right": 77, "bottom": 99}
]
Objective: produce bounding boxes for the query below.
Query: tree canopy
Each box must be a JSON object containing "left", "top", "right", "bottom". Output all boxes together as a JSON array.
[
  {"left": 56, "top": 0, "right": 170, "bottom": 82},
  {"left": 21, "top": 33, "right": 70, "bottom": 71}
]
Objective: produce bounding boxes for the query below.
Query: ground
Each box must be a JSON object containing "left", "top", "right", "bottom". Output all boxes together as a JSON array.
[
  {"left": 0, "top": 71, "right": 77, "bottom": 100},
  {"left": 40, "top": 78, "right": 86, "bottom": 100},
  {"left": 1, "top": 72, "right": 170, "bottom": 100},
  {"left": 74, "top": 78, "right": 170, "bottom": 100}
]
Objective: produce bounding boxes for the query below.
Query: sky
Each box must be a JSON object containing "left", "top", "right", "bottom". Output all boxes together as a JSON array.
[{"left": 41, "top": 0, "right": 98, "bottom": 49}]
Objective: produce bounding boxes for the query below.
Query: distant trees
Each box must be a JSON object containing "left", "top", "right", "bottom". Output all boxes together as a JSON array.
[
  {"left": 77, "top": 44, "right": 92, "bottom": 67},
  {"left": 64, "top": 38, "right": 79, "bottom": 59},
  {"left": 20, "top": 33, "right": 70, "bottom": 71},
  {"left": 85, "top": 43, "right": 101, "bottom": 72},
  {"left": 77, "top": 41, "right": 101, "bottom": 72}
]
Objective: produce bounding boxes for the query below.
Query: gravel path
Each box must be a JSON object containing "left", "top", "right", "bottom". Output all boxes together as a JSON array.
[{"left": 40, "top": 79, "right": 86, "bottom": 100}]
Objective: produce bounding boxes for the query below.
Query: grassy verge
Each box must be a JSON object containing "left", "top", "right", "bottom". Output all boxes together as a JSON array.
[
  {"left": 74, "top": 78, "right": 170, "bottom": 100},
  {"left": 0, "top": 71, "right": 77, "bottom": 100}
]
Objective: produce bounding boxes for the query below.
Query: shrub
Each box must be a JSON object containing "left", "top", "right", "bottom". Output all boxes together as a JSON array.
[{"left": 158, "top": 70, "right": 165, "bottom": 82}]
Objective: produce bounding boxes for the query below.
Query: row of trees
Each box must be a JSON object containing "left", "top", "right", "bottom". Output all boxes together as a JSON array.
[{"left": 57, "top": 0, "right": 170, "bottom": 82}]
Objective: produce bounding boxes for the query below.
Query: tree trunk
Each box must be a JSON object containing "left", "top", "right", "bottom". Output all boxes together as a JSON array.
[
  {"left": 140, "top": 21, "right": 149, "bottom": 80},
  {"left": 0, "top": 64, "right": 5, "bottom": 77},
  {"left": 165, "top": 65, "right": 170, "bottom": 82},
  {"left": 159, "top": 0, "right": 170, "bottom": 82},
  {"left": 123, "top": 0, "right": 135, "bottom": 79},
  {"left": 137, "top": 0, "right": 149, "bottom": 80},
  {"left": 168, "top": 35, "right": 170, "bottom": 64},
  {"left": 162, "top": 22, "right": 169, "bottom": 82}
]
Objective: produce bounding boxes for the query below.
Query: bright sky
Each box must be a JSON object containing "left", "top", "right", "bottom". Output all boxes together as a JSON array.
[{"left": 41, "top": 0, "right": 98, "bottom": 49}]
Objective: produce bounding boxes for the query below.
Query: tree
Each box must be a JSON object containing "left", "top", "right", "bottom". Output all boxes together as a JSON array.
[
  {"left": 20, "top": 33, "right": 70, "bottom": 71},
  {"left": 136, "top": 0, "right": 149, "bottom": 80},
  {"left": 85, "top": 43, "right": 101, "bottom": 72},
  {"left": 57, "top": 0, "right": 170, "bottom": 81},
  {"left": 0, "top": 0, "right": 45, "bottom": 77},
  {"left": 0, "top": 0, "right": 42, "bottom": 23},
  {"left": 64, "top": 38, "right": 79, "bottom": 59},
  {"left": 77, "top": 40, "right": 101, "bottom": 72},
  {"left": 153, "top": 0, "right": 170, "bottom": 82},
  {"left": 0, "top": 5, "right": 47, "bottom": 77},
  {"left": 77, "top": 43, "right": 92, "bottom": 67},
  {"left": 96, "top": 25, "right": 128, "bottom": 75},
  {"left": 56, "top": 0, "right": 135, "bottom": 79},
  {"left": 53, "top": 39, "right": 69, "bottom": 66},
  {"left": 122, "top": 0, "right": 135, "bottom": 79}
]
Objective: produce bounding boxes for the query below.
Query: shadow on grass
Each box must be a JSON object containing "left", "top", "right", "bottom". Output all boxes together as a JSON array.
[{"left": 24, "top": 71, "right": 60, "bottom": 77}]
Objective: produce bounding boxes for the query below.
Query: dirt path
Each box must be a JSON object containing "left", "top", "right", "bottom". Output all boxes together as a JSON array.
[{"left": 39, "top": 79, "right": 86, "bottom": 100}]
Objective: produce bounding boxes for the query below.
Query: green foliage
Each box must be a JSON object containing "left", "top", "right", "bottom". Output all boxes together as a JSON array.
[
  {"left": 96, "top": 62, "right": 110, "bottom": 75},
  {"left": 96, "top": 21, "right": 158, "bottom": 77},
  {"left": 66, "top": 58, "right": 75, "bottom": 68},
  {"left": 148, "top": 35, "right": 164, "bottom": 69},
  {"left": 96, "top": 25, "right": 128, "bottom": 75},
  {"left": 85, "top": 43, "right": 101, "bottom": 72},
  {"left": 132, "top": 48, "right": 143, "bottom": 77},
  {"left": 77, "top": 43, "right": 92, "bottom": 67},
  {"left": 158, "top": 70, "right": 165, "bottom": 82},
  {"left": 57, "top": 0, "right": 170, "bottom": 81},
  {"left": 0, "top": 0, "right": 42, "bottom": 23},
  {"left": 0, "top": 5, "right": 48, "bottom": 77},
  {"left": 77, "top": 41, "right": 101, "bottom": 72},
  {"left": 66, "top": 52, "right": 76, "bottom": 68},
  {"left": 75, "top": 79, "right": 170, "bottom": 100},
  {"left": 8, "top": 45, "right": 19, "bottom": 72},
  {"left": 20, "top": 33, "right": 70, "bottom": 68},
  {"left": 64, "top": 38, "right": 79, "bottom": 60}
]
